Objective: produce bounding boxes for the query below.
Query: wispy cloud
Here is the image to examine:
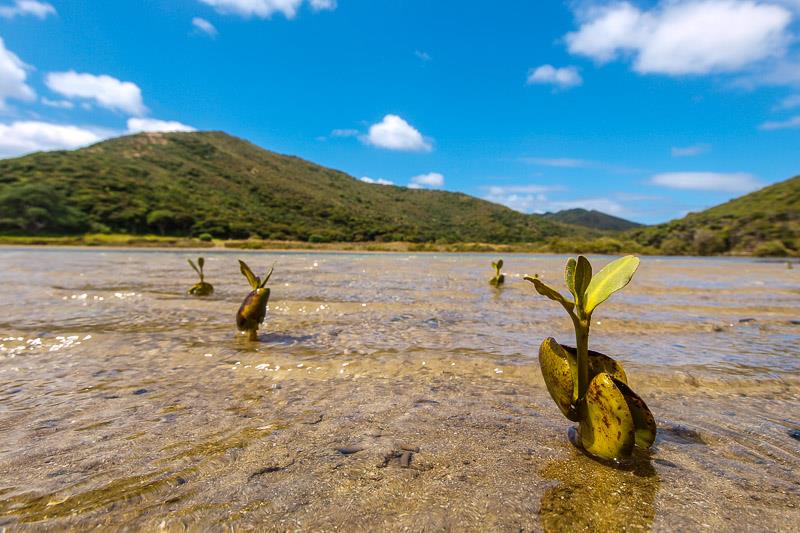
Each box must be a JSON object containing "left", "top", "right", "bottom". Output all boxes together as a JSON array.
[
  {"left": 484, "top": 184, "right": 564, "bottom": 195},
  {"left": 0, "top": 0, "right": 56, "bottom": 19},
  {"left": 759, "top": 115, "right": 800, "bottom": 130},
  {"left": 361, "top": 176, "right": 393, "bottom": 186},
  {"left": 331, "top": 128, "right": 359, "bottom": 137},
  {"left": 127, "top": 118, "right": 195, "bottom": 134},
  {"left": 650, "top": 171, "right": 763, "bottom": 192},
  {"left": 41, "top": 97, "right": 74, "bottom": 109},
  {"left": 192, "top": 17, "right": 218, "bottom": 37},
  {"left": 671, "top": 143, "right": 710, "bottom": 157},
  {"left": 526, "top": 64, "right": 583, "bottom": 89},
  {"left": 774, "top": 94, "right": 800, "bottom": 110},
  {"left": 483, "top": 185, "right": 625, "bottom": 215},
  {"left": 522, "top": 157, "right": 590, "bottom": 168},
  {"left": 415, "top": 50, "right": 432, "bottom": 62},
  {"left": 198, "top": 0, "right": 334, "bottom": 19}
]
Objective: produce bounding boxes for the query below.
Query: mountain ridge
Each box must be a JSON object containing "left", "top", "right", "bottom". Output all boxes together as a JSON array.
[{"left": 544, "top": 208, "right": 642, "bottom": 232}]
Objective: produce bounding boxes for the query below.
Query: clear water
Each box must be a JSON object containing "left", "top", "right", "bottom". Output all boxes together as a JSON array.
[{"left": 1, "top": 249, "right": 798, "bottom": 530}]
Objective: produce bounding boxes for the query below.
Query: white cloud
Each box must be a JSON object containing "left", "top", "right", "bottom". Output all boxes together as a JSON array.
[
  {"left": 0, "top": 0, "right": 56, "bottom": 19},
  {"left": 360, "top": 176, "right": 394, "bottom": 186},
  {"left": 192, "top": 17, "right": 218, "bottom": 37},
  {"left": 544, "top": 198, "right": 626, "bottom": 215},
  {"left": 483, "top": 186, "right": 625, "bottom": 215},
  {"left": 485, "top": 184, "right": 563, "bottom": 195},
  {"left": 126, "top": 118, "right": 196, "bottom": 134},
  {"left": 527, "top": 64, "right": 583, "bottom": 89},
  {"left": 45, "top": 71, "right": 146, "bottom": 115},
  {"left": 309, "top": 0, "right": 336, "bottom": 10},
  {"left": 0, "top": 36, "right": 35, "bottom": 109},
  {"left": 671, "top": 143, "right": 711, "bottom": 156},
  {"left": 650, "top": 171, "right": 763, "bottom": 192},
  {"left": 415, "top": 50, "right": 432, "bottom": 61},
  {"left": 0, "top": 121, "right": 101, "bottom": 158},
  {"left": 759, "top": 115, "right": 800, "bottom": 129},
  {"left": 41, "top": 97, "right": 74, "bottom": 109},
  {"left": 331, "top": 128, "right": 359, "bottom": 137},
  {"left": 409, "top": 172, "right": 444, "bottom": 188},
  {"left": 775, "top": 94, "right": 800, "bottom": 109},
  {"left": 566, "top": 1, "right": 792, "bottom": 75},
  {"left": 198, "top": 0, "right": 334, "bottom": 19},
  {"left": 364, "top": 114, "right": 432, "bottom": 152}
]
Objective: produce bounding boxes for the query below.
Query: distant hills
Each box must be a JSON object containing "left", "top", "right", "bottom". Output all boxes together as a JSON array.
[
  {"left": 0, "top": 131, "right": 573, "bottom": 243},
  {"left": 628, "top": 176, "right": 799, "bottom": 257},
  {"left": 544, "top": 208, "right": 642, "bottom": 232},
  {"left": 0, "top": 131, "right": 796, "bottom": 256}
]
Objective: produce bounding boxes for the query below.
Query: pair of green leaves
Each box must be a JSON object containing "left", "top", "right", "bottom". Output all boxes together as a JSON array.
[
  {"left": 526, "top": 255, "right": 640, "bottom": 317},
  {"left": 239, "top": 260, "right": 274, "bottom": 290},
  {"left": 188, "top": 257, "right": 206, "bottom": 282},
  {"left": 490, "top": 259, "right": 505, "bottom": 287}
]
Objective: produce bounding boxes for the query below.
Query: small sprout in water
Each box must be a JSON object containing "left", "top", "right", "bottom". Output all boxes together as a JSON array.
[
  {"left": 489, "top": 259, "right": 505, "bottom": 287},
  {"left": 236, "top": 260, "right": 274, "bottom": 341},
  {"left": 525, "top": 255, "right": 655, "bottom": 462},
  {"left": 187, "top": 257, "right": 214, "bottom": 296}
]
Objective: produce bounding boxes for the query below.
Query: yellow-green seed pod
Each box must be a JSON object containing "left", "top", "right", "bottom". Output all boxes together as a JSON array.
[
  {"left": 236, "top": 287, "right": 270, "bottom": 336},
  {"left": 538, "top": 338, "right": 579, "bottom": 421},
  {"left": 580, "top": 372, "right": 636, "bottom": 460},
  {"left": 614, "top": 378, "right": 657, "bottom": 449},
  {"left": 188, "top": 281, "right": 214, "bottom": 296}
]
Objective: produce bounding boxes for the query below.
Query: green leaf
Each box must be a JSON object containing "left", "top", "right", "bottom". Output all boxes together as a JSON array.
[
  {"left": 260, "top": 263, "right": 275, "bottom": 288},
  {"left": 187, "top": 258, "right": 201, "bottom": 277},
  {"left": 524, "top": 275, "right": 575, "bottom": 312},
  {"left": 584, "top": 255, "right": 640, "bottom": 314},
  {"left": 239, "top": 259, "right": 260, "bottom": 289},
  {"left": 496, "top": 259, "right": 503, "bottom": 270},
  {"left": 564, "top": 258, "right": 577, "bottom": 296},
  {"left": 574, "top": 256, "right": 592, "bottom": 307},
  {"left": 197, "top": 257, "right": 205, "bottom": 272}
]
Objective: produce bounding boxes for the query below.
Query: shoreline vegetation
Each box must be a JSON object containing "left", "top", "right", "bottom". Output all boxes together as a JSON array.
[{"left": 1, "top": 233, "right": 797, "bottom": 257}]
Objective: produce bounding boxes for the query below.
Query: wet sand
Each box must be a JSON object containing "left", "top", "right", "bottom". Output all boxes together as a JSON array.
[{"left": 0, "top": 249, "right": 798, "bottom": 530}]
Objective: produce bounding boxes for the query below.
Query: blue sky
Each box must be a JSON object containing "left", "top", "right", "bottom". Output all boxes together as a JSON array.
[{"left": 0, "top": 0, "right": 798, "bottom": 223}]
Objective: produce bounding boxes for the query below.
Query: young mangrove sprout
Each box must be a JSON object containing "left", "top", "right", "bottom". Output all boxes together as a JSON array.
[
  {"left": 489, "top": 259, "right": 505, "bottom": 287},
  {"left": 187, "top": 257, "right": 214, "bottom": 296},
  {"left": 525, "top": 255, "right": 656, "bottom": 461},
  {"left": 236, "top": 260, "right": 274, "bottom": 341}
]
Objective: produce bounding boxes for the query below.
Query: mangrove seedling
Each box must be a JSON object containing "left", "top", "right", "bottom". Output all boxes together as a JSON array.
[
  {"left": 489, "top": 259, "right": 505, "bottom": 287},
  {"left": 525, "top": 255, "right": 656, "bottom": 461},
  {"left": 236, "top": 260, "right": 274, "bottom": 341},
  {"left": 187, "top": 257, "right": 214, "bottom": 296}
]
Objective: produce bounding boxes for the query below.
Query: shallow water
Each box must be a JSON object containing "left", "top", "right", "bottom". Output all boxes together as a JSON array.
[{"left": 0, "top": 248, "right": 798, "bottom": 530}]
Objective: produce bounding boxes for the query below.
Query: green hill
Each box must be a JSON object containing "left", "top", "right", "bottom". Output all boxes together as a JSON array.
[
  {"left": 0, "top": 131, "right": 574, "bottom": 243},
  {"left": 627, "top": 176, "right": 800, "bottom": 256},
  {"left": 544, "top": 208, "right": 642, "bottom": 232}
]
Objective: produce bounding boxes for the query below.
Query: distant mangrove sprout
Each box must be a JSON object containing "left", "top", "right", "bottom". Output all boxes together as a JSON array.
[
  {"left": 187, "top": 257, "right": 214, "bottom": 296},
  {"left": 489, "top": 259, "right": 505, "bottom": 287},
  {"left": 525, "top": 255, "right": 655, "bottom": 461}
]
